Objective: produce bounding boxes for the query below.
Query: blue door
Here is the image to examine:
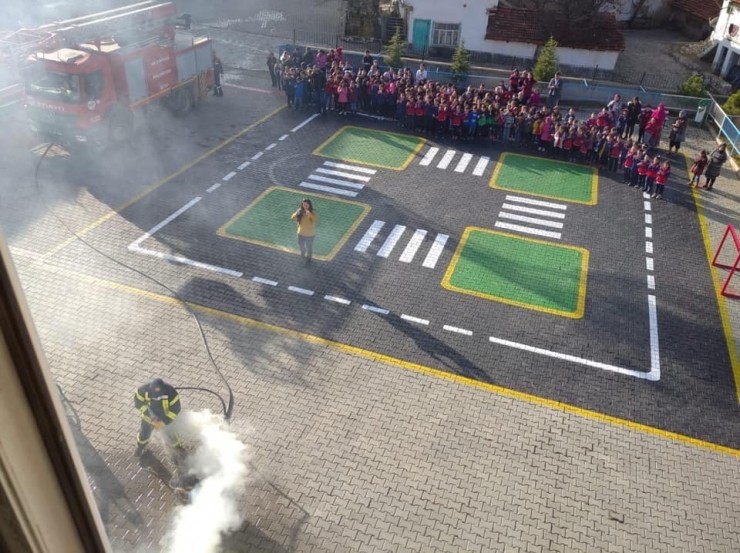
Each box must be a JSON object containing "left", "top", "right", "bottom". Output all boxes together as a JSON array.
[{"left": 412, "top": 19, "right": 431, "bottom": 54}]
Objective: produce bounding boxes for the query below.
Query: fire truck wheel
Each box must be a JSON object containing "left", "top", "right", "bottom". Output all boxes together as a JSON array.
[{"left": 171, "top": 88, "right": 194, "bottom": 116}]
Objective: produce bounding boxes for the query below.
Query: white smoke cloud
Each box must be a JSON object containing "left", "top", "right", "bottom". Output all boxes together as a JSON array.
[{"left": 164, "top": 410, "right": 250, "bottom": 553}]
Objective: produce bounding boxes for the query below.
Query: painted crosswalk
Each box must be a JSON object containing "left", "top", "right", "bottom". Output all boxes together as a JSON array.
[
  {"left": 417, "top": 146, "right": 490, "bottom": 177},
  {"left": 355, "top": 219, "right": 449, "bottom": 269},
  {"left": 495, "top": 195, "right": 568, "bottom": 240},
  {"left": 300, "top": 161, "right": 377, "bottom": 197}
]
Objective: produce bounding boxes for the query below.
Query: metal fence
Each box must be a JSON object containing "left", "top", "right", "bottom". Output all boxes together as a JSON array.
[{"left": 707, "top": 93, "right": 740, "bottom": 159}]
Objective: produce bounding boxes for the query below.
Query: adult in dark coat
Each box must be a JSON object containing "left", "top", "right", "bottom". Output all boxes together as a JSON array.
[
  {"left": 625, "top": 96, "right": 642, "bottom": 139},
  {"left": 704, "top": 143, "right": 728, "bottom": 190}
]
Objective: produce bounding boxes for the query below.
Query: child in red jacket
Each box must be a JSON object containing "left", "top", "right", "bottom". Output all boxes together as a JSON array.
[
  {"left": 690, "top": 150, "right": 708, "bottom": 187},
  {"left": 653, "top": 160, "right": 671, "bottom": 199}
]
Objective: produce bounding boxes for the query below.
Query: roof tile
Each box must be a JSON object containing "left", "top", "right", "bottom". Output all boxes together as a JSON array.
[
  {"left": 485, "top": 7, "right": 625, "bottom": 52},
  {"left": 668, "top": 0, "right": 722, "bottom": 21}
]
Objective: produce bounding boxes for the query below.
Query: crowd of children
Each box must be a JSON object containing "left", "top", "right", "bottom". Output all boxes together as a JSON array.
[{"left": 273, "top": 49, "right": 730, "bottom": 198}]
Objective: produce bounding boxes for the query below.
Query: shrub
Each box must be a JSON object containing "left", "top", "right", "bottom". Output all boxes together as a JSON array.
[
  {"left": 385, "top": 27, "right": 404, "bottom": 68},
  {"left": 679, "top": 74, "right": 705, "bottom": 97},
  {"left": 723, "top": 90, "right": 740, "bottom": 115},
  {"left": 533, "top": 35, "right": 559, "bottom": 82},
  {"left": 451, "top": 40, "right": 471, "bottom": 84}
]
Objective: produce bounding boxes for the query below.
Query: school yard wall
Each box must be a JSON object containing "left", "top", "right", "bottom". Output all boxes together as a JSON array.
[
  {"left": 481, "top": 40, "right": 536, "bottom": 60},
  {"left": 556, "top": 48, "right": 620, "bottom": 71}
]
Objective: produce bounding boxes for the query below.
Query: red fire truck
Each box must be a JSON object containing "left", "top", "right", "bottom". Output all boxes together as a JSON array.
[{"left": 14, "top": 1, "right": 214, "bottom": 150}]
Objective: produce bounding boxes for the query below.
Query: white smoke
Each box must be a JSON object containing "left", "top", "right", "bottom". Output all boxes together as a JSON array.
[{"left": 164, "top": 410, "right": 250, "bottom": 553}]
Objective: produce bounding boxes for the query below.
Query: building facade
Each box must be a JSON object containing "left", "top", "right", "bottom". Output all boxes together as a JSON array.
[{"left": 712, "top": 0, "right": 740, "bottom": 80}]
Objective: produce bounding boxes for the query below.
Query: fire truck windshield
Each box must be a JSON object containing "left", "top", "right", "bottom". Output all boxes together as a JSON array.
[{"left": 26, "top": 71, "right": 81, "bottom": 103}]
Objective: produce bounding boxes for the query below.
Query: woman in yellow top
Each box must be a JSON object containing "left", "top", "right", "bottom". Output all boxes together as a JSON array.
[{"left": 291, "top": 199, "right": 318, "bottom": 265}]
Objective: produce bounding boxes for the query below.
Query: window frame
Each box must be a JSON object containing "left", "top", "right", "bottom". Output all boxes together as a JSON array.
[{"left": 431, "top": 22, "right": 461, "bottom": 47}]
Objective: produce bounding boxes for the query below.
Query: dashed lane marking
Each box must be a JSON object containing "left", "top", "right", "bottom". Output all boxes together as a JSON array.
[
  {"left": 265, "top": 143, "right": 277, "bottom": 151},
  {"left": 128, "top": 197, "right": 202, "bottom": 249},
  {"left": 252, "top": 152, "right": 263, "bottom": 160},
  {"left": 237, "top": 161, "right": 251, "bottom": 170},
  {"left": 362, "top": 304, "right": 390, "bottom": 315},
  {"left": 279, "top": 134, "right": 289, "bottom": 141},
  {"left": 288, "top": 286, "right": 314, "bottom": 296},
  {"left": 222, "top": 171, "right": 236, "bottom": 181},
  {"left": 206, "top": 183, "right": 222, "bottom": 193},
  {"left": 291, "top": 113, "right": 320, "bottom": 133},
  {"left": 401, "top": 314, "right": 430, "bottom": 325},
  {"left": 443, "top": 325, "right": 473, "bottom": 336},
  {"left": 252, "top": 276, "right": 278, "bottom": 286},
  {"left": 646, "top": 242, "right": 653, "bottom": 254},
  {"left": 647, "top": 275, "right": 655, "bottom": 290},
  {"left": 646, "top": 257, "right": 654, "bottom": 271},
  {"left": 324, "top": 295, "right": 351, "bottom": 305}
]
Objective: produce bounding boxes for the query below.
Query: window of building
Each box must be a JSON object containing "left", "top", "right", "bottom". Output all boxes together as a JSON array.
[{"left": 432, "top": 22, "right": 460, "bottom": 47}]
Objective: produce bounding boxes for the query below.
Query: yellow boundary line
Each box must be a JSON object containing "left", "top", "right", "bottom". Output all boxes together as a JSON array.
[
  {"left": 38, "top": 105, "right": 287, "bottom": 261},
  {"left": 684, "top": 153, "right": 740, "bottom": 404},
  {"left": 216, "top": 186, "right": 370, "bottom": 261},
  {"left": 312, "top": 125, "right": 426, "bottom": 171},
  {"left": 441, "top": 227, "right": 589, "bottom": 319},
  {"left": 31, "top": 259, "right": 740, "bottom": 459},
  {"left": 490, "top": 152, "right": 599, "bottom": 206}
]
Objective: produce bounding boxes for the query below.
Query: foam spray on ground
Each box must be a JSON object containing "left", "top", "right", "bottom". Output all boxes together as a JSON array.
[{"left": 164, "top": 410, "right": 250, "bottom": 553}]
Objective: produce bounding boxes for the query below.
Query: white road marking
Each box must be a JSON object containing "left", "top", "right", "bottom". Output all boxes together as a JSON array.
[
  {"left": 422, "top": 234, "right": 449, "bottom": 268},
  {"left": 645, "top": 227, "right": 653, "bottom": 238},
  {"left": 299, "top": 182, "right": 358, "bottom": 197},
  {"left": 472, "top": 156, "right": 490, "bottom": 176},
  {"left": 648, "top": 294, "right": 660, "bottom": 380},
  {"left": 288, "top": 286, "right": 314, "bottom": 296},
  {"left": 399, "top": 229, "right": 428, "bottom": 263},
  {"left": 279, "top": 134, "right": 289, "bottom": 141},
  {"left": 324, "top": 295, "right": 351, "bottom": 305},
  {"left": 437, "top": 150, "right": 456, "bottom": 169},
  {"left": 377, "top": 225, "right": 406, "bottom": 258},
  {"left": 419, "top": 147, "right": 439, "bottom": 166},
  {"left": 252, "top": 276, "right": 278, "bottom": 286},
  {"left": 314, "top": 168, "right": 372, "bottom": 181},
  {"left": 306, "top": 174, "right": 365, "bottom": 189},
  {"left": 497, "top": 212, "right": 564, "bottom": 229},
  {"left": 206, "top": 182, "right": 222, "bottom": 193},
  {"left": 454, "top": 153, "right": 473, "bottom": 173},
  {"left": 501, "top": 203, "right": 566, "bottom": 219},
  {"left": 401, "top": 314, "right": 430, "bottom": 325},
  {"left": 355, "top": 220, "right": 385, "bottom": 252},
  {"left": 645, "top": 214, "right": 652, "bottom": 225},
  {"left": 494, "top": 222, "right": 562, "bottom": 240},
  {"left": 646, "top": 257, "right": 654, "bottom": 271},
  {"left": 128, "top": 197, "right": 201, "bottom": 249},
  {"left": 488, "top": 334, "right": 659, "bottom": 381},
  {"left": 644, "top": 201, "right": 651, "bottom": 211},
  {"left": 265, "top": 143, "right": 277, "bottom": 150},
  {"left": 647, "top": 275, "right": 655, "bottom": 290},
  {"left": 322, "top": 161, "right": 376, "bottom": 174},
  {"left": 443, "top": 325, "right": 472, "bottom": 336},
  {"left": 131, "top": 246, "right": 243, "bottom": 277},
  {"left": 237, "top": 161, "right": 251, "bottom": 170},
  {"left": 252, "top": 151, "right": 263, "bottom": 160},
  {"left": 222, "top": 171, "right": 236, "bottom": 181},
  {"left": 362, "top": 304, "right": 389, "bottom": 315},
  {"left": 291, "top": 113, "right": 320, "bottom": 132},
  {"left": 504, "top": 195, "right": 568, "bottom": 210},
  {"left": 643, "top": 192, "right": 650, "bottom": 199},
  {"left": 646, "top": 241, "right": 653, "bottom": 254}
]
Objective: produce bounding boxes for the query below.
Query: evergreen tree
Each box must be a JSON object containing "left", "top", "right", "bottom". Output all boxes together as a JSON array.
[
  {"left": 451, "top": 40, "right": 471, "bottom": 85},
  {"left": 533, "top": 35, "right": 559, "bottom": 82},
  {"left": 385, "top": 26, "right": 404, "bottom": 68}
]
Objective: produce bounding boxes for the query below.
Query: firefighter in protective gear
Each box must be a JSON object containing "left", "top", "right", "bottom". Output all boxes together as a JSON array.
[
  {"left": 134, "top": 378, "right": 182, "bottom": 455},
  {"left": 212, "top": 52, "right": 224, "bottom": 97}
]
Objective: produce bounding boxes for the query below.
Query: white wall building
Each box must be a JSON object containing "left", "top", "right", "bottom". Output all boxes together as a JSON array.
[
  {"left": 401, "top": 0, "right": 625, "bottom": 71},
  {"left": 712, "top": 0, "right": 740, "bottom": 79}
]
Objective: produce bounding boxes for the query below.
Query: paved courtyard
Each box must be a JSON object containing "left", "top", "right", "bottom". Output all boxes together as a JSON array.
[{"left": 3, "top": 75, "right": 740, "bottom": 551}]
